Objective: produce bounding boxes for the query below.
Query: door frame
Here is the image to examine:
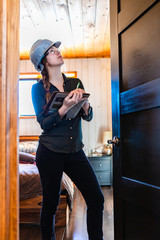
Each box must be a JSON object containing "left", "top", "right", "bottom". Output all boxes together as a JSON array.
[
  {"left": 0, "top": 0, "right": 20, "bottom": 239},
  {"left": 110, "top": 0, "right": 122, "bottom": 238}
]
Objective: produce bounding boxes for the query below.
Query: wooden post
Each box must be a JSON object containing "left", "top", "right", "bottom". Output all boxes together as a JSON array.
[{"left": 0, "top": 0, "right": 20, "bottom": 239}]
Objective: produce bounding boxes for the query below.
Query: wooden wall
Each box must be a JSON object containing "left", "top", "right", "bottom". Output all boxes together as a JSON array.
[{"left": 19, "top": 58, "right": 112, "bottom": 154}]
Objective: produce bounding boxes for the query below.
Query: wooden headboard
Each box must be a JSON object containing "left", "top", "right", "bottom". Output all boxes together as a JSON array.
[{"left": 19, "top": 136, "right": 39, "bottom": 142}]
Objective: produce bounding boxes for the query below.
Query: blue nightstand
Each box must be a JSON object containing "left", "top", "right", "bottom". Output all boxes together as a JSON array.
[{"left": 88, "top": 155, "right": 113, "bottom": 186}]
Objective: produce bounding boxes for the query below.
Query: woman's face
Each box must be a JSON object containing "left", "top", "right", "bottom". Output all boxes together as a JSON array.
[{"left": 45, "top": 46, "right": 64, "bottom": 68}]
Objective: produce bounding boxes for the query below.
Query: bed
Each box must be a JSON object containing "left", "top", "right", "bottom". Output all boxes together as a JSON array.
[{"left": 19, "top": 136, "right": 74, "bottom": 227}]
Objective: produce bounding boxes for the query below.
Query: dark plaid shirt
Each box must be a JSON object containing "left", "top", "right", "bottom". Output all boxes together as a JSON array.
[{"left": 32, "top": 74, "right": 93, "bottom": 153}]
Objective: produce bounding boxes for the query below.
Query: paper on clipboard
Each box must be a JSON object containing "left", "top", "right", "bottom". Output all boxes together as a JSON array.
[{"left": 43, "top": 91, "right": 90, "bottom": 119}]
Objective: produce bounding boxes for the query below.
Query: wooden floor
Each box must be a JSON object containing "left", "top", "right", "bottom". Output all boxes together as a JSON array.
[{"left": 20, "top": 187, "right": 114, "bottom": 240}]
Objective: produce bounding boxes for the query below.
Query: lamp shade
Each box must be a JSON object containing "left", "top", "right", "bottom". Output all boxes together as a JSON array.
[{"left": 102, "top": 131, "right": 112, "bottom": 145}]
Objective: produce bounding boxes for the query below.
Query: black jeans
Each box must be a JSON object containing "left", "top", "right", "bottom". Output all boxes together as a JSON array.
[{"left": 36, "top": 142, "right": 104, "bottom": 240}]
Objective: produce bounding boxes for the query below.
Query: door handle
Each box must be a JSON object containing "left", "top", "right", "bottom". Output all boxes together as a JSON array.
[{"left": 107, "top": 136, "right": 120, "bottom": 146}]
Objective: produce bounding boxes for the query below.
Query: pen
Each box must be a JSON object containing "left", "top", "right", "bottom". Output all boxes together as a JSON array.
[{"left": 76, "top": 81, "right": 80, "bottom": 89}]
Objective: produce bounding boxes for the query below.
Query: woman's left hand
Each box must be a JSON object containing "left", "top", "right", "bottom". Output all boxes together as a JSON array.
[
  {"left": 74, "top": 88, "right": 90, "bottom": 115},
  {"left": 82, "top": 99, "right": 90, "bottom": 115}
]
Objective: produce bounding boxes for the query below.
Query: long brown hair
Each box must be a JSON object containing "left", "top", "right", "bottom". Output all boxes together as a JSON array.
[{"left": 41, "top": 57, "right": 51, "bottom": 103}]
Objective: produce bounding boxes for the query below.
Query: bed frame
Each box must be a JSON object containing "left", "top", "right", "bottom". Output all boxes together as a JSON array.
[
  {"left": 20, "top": 195, "right": 69, "bottom": 227},
  {"left": 19, "top": 135, "right": 70, "bottom": 227}
]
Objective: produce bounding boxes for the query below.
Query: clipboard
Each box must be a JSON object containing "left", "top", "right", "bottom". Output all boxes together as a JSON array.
[{"left": 43, "top": 91, "right": 90, "bottom": 117}]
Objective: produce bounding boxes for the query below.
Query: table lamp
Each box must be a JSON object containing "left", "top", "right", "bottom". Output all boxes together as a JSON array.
[{"left": 102, "top": 131, "right": 112, "bottom": 155}]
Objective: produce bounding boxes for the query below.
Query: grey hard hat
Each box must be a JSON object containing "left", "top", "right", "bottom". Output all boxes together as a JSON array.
[{"left": 29, "top": 39, "right": 61, "bottom": 72}]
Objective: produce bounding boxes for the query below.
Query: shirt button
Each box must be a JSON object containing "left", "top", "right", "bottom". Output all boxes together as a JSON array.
[
  {"left": 70, "top": 127, "right": 72, "bottom": 129},
  {"left": 70, "top": 137, "right": 73, "bottom": 140}
]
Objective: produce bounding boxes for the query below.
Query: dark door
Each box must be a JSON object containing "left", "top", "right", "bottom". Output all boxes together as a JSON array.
[{"left": 110, "top": 0, "right": 160, "bottom": 239}]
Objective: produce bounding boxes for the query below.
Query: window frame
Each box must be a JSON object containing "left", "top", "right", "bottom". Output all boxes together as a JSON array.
[{"left": 19, "top": 71, "right": 77, "bottom": 119}]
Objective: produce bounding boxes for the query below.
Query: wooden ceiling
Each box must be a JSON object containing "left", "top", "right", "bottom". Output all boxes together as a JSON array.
[{"left": 20, "top": 0, "right": 110, "bottom": 59}]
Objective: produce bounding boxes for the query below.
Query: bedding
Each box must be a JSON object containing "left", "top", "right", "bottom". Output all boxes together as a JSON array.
[
  {"left": 19, "top": 151, "right": 35, "bottom": 164},
  {"left": 19, "top": 163, "right": 74, "bottom": 209}
]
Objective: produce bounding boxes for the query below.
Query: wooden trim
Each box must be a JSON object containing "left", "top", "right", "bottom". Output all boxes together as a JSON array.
[
  {"left": 19, "top": 136, "right": 39, "bottom": 142},
  {"left": 19, "top": 72, "right": 42, "bottom": 79},
  {"left": 20, "top": 55, "right": 111, "bottom": 60},
  {"left": 0, "top": 1, "right": 7, "bottom": 238},
  {"left": 120, "top": 78, "right": 160, "bottom": 115},
  {"left": 63, "top": 71, "right": 77, "bottom": 78},
  {"left": 19, "top": 116, "right": 36, "bottom": 119},
  {"left": 0, "top": 0, "right": 20, "bottom": 239},
  {"left": 19, "top": 71, "right": 77, "bottom": 78}
]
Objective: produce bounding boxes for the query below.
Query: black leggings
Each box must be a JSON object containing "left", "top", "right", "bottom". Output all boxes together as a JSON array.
[{"left": 36, "top": 142, "right": 104, "bottom": 240}]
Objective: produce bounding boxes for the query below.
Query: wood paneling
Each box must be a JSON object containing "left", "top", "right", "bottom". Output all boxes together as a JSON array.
[
  {"left": 20, "top": 0, "right": 110, "bottom": 59},
  {"left": 120, "top": 78, "right": 160, "bottom": 114},
  {"left": 120, "top": 2, "right": 160, "bottom": 91},
  {"left": 122, "top": 178, "right": 160, "bottom": 239},
  {"left": 19, "top": 58, "right": 112, "bottom": 154},
  {"left": 0, "top": 0, "right": 20, "bottom": 239},
  {"left": 118, "top": 0, "right": 156, "bottom": 32},
  {"left": 121, "top": 108, "right": 160, "bottom": 186}
]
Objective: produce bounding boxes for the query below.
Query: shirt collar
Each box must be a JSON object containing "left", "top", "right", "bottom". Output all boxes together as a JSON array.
[{"left": 62, "top": 73, "right": 68, "bottom": 83}]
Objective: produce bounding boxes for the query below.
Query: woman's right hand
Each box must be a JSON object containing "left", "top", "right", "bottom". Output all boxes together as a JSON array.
[{"left": 58, "top": 90, "right": 86, "bottom": 118}]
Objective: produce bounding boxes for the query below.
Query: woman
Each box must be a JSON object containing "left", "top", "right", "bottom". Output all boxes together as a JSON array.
[{"left": 30, "top": 39, "right": 104, "bottom": 240}]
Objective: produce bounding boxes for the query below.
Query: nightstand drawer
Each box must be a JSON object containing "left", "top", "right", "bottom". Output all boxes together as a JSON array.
[
  {"left": 88, "top": 156, "right": 112, "bottom": 186},
  {"left": 90, "top": 160, "right": 110, "bottom": 171},
  {"left": 95, "top": 172, "right": 110, "bottom": 184}
]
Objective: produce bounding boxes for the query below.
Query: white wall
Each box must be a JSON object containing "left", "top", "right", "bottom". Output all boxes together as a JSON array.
[{"left": 19, "top": 58, "right": 112, "bottom": 155}]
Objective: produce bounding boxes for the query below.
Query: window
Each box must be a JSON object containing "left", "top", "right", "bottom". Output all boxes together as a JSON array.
[
  {"left": 19, "top": 74, "right": 40, "bottom": 117},
  {"left": 19, "top": 72, "right": 77, "bottom": 118}
]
